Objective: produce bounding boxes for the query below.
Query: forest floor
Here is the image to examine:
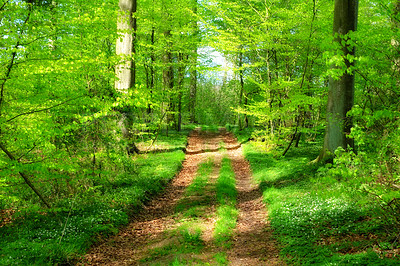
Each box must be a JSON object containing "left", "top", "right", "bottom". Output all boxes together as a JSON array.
[{"left": 79, "top": 128, "right": 283, "bottom": 265}]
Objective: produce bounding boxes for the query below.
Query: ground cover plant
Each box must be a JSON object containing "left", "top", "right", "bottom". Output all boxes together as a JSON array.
[
  {"left": 141, "top": 158, "right": 215, "bottom": 264},
  {"left": 0, "top": 129, "right": 187, "bottom": 265},
  {"left": 2, "top": 0, "right": 400, "bottom": 264},
  {"left": 214, "top": 157, "right": 238, "bottom": 248},
  {"left": 242, "top": 139, "right": 400, "bottom": 265}
]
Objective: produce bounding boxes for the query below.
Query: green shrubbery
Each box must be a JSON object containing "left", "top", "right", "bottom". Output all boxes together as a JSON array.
[
  {"left": 0, "top": 130, "right": 187, "bottom": 265},
  {"left": 243, "top": 138, "right": 400, "bottom": 265}
]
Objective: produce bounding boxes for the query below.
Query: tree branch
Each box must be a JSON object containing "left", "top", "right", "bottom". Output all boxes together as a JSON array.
[
  {"left": 17, "top": 143, "right": 37, "bottom": 161},
  {"left": 6, "top": 95, "right": 85, "bottom": 123},
  {"left": 0, "top": 0, "right": 9, "bottom": 12},
  {"left": 0, "top": 141, "right": 51, "bottom": 208},
  {"left": 0, "top": 4, "right": 32, "bottom": 117}
]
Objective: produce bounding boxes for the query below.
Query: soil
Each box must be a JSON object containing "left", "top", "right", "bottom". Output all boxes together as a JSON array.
[{"left": 79, "top": 128, "right": 283, "bottom": 265}]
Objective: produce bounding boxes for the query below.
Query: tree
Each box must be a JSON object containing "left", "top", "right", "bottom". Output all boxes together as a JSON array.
[
  {"left": 318, "top": 0, "right": 359, "bottom": 161},
  {"left": 115, "top": 0, "right": 140, "bottom": 154},
  {"left": 189, "top": 0, "right": 198, "bottom": 124}
]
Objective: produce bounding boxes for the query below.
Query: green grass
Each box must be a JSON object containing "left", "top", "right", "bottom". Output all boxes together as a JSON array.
[
  {"left": 0, "top": 130, "right": 188, "bottom": 265},
  {"left": 138, "top": 127, "right": 193, "bottom": 152},
  {"left": 176, "top": 158, "right": 214, "bottom": 217},
  {"left": 243, "top": 139, "right": 400, "bottom": 265},
  {"left": 214, "top": 157, "right": 238, "bottom": 248},
  {"left": 142, "top": 158, "right": 215, "bottom": 264},
  {"left": 142, "top": 222, "right": 205, "bottom": 265},
  {"left": 214, "top": 252, "right": 228, "bottom": 265},
  {"left": 201, "top": 124, "right": 220, "bottom": 133}
]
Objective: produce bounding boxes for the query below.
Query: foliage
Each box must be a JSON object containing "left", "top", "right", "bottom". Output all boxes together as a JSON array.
[
  {"left": 0, "top": 130, "right": 186, "bottom": 265},
  {"left": 243, "top": 140, "right": 400, "bottom": 265},
  {"left": 1, "top": 0, "right": 400, "bottom": 264}
]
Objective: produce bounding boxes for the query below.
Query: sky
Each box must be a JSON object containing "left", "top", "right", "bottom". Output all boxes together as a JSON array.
[{"left": 198, "top": 46, "right": 234, "bottom": 84}]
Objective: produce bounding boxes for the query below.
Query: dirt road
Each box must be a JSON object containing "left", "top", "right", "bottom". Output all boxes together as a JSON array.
[{"left": 80, "top": 128, "right": 283, "bottom": 265}]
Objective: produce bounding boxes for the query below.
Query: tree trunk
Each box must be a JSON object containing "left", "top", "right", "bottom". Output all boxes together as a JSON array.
[
  {"left": 392, "top": 1, "right": 400, "bottom": 84},
  {"left": 238, "top": 51, "right": 244, "bottom": 129},
  {"left": 177, "top": 53, "right": 185, "bottom": 131},
  {"left": 163, "top": 30, "right": 175, "bottom": 130},
  {"left": 0, "top": 142, "right": 51, "bottom": 208},
  {"left": 244, "top": 95, "right": 249, "bottom": 128},
  {"left": 189, "top": 1, "right": 198, "bottom": 124},
  {"left": 115, "top": 0, "right": 136, "bottom": 93},
  {"left": 115, "top": 0, "right": 139, "bottom": 155},
  {"left": 318, "top": 0, "right": 358, "bottom": 161}
]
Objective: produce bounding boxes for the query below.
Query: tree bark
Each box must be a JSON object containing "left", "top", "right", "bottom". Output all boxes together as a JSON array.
[
  {"left": 161, "top": 30, "right": 175, "bottom": 132},
  {"left": 115, "top": 0, "right": 139, "bottom": 155},
  {"left": 115, "top": 0, "right": 136, "bottom": 93},
  {"left": 318, "top": 0, "right": 358, "bottom": 161},
  {"left": 238, "top": 51, "right": 244, "bottom": 129},
  {"left": 189, "top": 0, "right": 198, "bottom": 124}
]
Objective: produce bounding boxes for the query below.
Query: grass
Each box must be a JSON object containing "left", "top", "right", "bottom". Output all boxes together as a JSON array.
[
  {"left": 214, "top": 252, "right": 228, "bottom": 265},
  {"left": 214, "top": 157, "right": 238, "bottom": 248},
  {"left": 142, "top": 157, "right": 215, "bottom": 264},
  {"left": 201, "top": 124, "right": 220, "bottom": 133},
  {"left": 0, "top": 129, "right": 188, "bottom": 265},
  {"left": 242, "top": 139, "right": 400, "bottom": 265},
  {"left": 142, "top": 221, "right": 205, "bottom": 265},
  {"left": 176, "top": 158, "right": 214, "bottom": 217},
  {"left": 142, "top": 154, "right": 240, "bottom": 265},
  {"left": 137, "top": 127, "right": 193, "bottom": 152}
]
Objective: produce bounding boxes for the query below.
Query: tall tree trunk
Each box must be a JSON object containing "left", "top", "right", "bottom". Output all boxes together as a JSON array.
[
  {"left": 244, "top": 95, "right": 249, "bottom": 128},
  {"left": 115, "top": 0, "right": 139, "bottom": 155},
  {"left": 163, "top": 30, "right": 175, "bottom": 131},
  {"left": 115, "top": 0, "right": 136, "bottom": 93},
  {"left": 189, "top": 1, "right": 198, "bottom": 124},
  {"left": 318, "top": 0, "right": 358, "bottom": 161},
  {"left": 392, "top": 1, "right": 400, "bottom": 82},
  {"left": 148, "top": 27, "right": 155, "bottom": 115},
  {"left": 177, "top": 53, "right": 185, "bottom": 131},
  {"left": 238, "top": 51, "right": 244, "bottom": 129}
]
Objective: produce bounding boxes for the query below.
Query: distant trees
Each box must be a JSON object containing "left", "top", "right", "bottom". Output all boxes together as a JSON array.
[
  {"left": 202, "top": 0, "right": 332, "bottom": 143},
  {"left": 0, "top": 0, "right": 399, "bottom": 213},
  {"left": 0, "top": 0, "right": 202, "bottom": 209}
]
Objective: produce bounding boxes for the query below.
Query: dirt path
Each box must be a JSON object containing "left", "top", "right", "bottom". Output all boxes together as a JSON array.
[
  {"left": 80, "top": 128, "right": 282, "bottom": 265},
  {"left": 223, "top": 130, "right": 282, "bottom": 265}
]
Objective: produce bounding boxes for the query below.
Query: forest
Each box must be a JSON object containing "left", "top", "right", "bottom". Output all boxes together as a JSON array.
[{"left": 1, "top": 0, "right": 400, "bottom": 265}]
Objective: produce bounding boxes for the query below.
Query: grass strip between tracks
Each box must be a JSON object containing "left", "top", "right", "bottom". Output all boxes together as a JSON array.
[{"left": 213, "top": 157, "right": 238, "bottom": 264}]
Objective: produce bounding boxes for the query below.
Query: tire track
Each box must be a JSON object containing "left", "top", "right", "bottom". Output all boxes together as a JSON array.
[{"left": 223, "top": 131, "right": 284, "bottom": 265}]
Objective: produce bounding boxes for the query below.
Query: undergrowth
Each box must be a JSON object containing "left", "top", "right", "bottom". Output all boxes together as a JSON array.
[
  {"left": 0, "top": 130, "right": 188, "bottom": 265},
  {"left": 243, "top": 139, "right": 400, "bottom": 265},
  {"left": 214, "top": 157, "right": 238, "bottom": 248}
]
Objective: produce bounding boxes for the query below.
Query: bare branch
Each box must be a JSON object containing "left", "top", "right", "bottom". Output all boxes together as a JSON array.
[
  {"left": 6, "top": 95, "right": 85, "bottom": 123},
  {"left": 20, "top": 33, "right": 60, "bottom": 47},
  {"left": 17, "top": 143, "right": 37, "bottom": 161},
  {"left": 0, "top": 5, "right": 33, "bottom": 117},
  {"left": 0, "top": 0, "right": 9, "bottom": 12},
  {"left": 0, "top": 141, "right": 51, "bottom": 208}
]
